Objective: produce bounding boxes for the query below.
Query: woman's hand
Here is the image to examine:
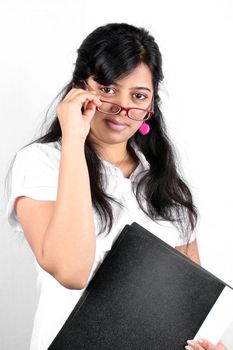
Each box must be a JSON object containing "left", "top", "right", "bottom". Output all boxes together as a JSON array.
[
  {"left": 185, "top": 338, "right": 227, "bottom": 350},
  {"left": 57, "top": 86, "right": 102, "bottom": 143}
]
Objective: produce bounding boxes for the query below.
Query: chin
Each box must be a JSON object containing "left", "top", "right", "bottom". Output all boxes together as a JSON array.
[{"left": 88, "top": 129, "right": 135, "bottom": 145}]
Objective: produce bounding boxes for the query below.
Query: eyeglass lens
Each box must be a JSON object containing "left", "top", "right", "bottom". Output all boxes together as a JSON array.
[{"left": 97, "top": 102, "right": 148, "bottom": 121}]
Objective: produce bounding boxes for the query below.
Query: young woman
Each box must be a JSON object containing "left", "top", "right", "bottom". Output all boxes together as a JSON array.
[{"left": 6, "top": 23, "right": 226, "bottom": 350}]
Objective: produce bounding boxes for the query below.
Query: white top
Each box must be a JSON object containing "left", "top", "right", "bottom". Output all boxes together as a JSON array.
[{"left": 6, "top": 141, "right": 196, "bottom": 350}]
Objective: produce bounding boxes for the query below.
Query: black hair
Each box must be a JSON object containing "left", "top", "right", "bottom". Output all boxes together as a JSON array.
[{"left": 5, "top": 23, "right": 198, "bottom": 246}]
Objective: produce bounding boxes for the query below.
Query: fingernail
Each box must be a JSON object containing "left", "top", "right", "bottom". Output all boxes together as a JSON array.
[
  {"left": 187, "top": 340, "right": 195, "bottom": 345},
  {"left": 185, "top": 346, "right": 192, "bottom": 350},
  {"left": 197, "top": 339, "right": 203, "bottom": 344}
]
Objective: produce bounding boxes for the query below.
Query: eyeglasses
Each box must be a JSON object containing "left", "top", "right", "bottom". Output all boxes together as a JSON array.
[{"left": 74, "top": 80, "right": 155, "bottom": 121}]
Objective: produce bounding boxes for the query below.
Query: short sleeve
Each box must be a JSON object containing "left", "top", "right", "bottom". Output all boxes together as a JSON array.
[{"left": 6, "top": 142, "right": 60, "bottom": 233}]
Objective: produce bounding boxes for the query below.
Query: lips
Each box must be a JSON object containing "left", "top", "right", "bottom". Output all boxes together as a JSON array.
[
  {"left": 106, "top": 118, "right": 128, "bottom": 126},
  {"left": 104, "top": 118, "right": 129, "bottom": 132}
]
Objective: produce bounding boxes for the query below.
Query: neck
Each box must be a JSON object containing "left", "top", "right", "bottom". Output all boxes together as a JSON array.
[{"left": 92, "top": 141, "right": 129, "bottom": 165}]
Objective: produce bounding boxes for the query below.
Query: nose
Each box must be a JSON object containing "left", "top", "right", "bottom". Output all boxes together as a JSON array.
[
  {"left": 118, "top": 108, "right": 128, "bottom": 117},
  {"left": 114, "top": 93, "right": 131, "bottom": 117},
  {"left": 117, "top": 101, "right": 129, "bottom": 117}
]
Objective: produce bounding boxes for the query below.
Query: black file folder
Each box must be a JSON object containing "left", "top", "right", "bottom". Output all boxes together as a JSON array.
[{"left": 48, "top": 222, "right": 233, "bottom": 350}]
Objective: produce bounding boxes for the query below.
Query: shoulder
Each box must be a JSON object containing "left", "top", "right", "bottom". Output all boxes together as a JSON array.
[
  {"left": 10, "top": 141, "right": 61, "bottom": 193},
  {"left": 13, "top": 141, "right": 61, "bottom": 173},
  {"left": 7, "top": 142, "right": 61, "bottom": 231},
  {"left": 15, "top": 141, "right": 61, "bottom": 163}
]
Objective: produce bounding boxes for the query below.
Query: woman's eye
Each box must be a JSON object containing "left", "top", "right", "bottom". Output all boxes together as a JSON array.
[
  {"left": 100, "top": 87, "right": 115, "bottom": 95},
  {"left": 133, "top": 93, "right": 147, "bottom": 100}
]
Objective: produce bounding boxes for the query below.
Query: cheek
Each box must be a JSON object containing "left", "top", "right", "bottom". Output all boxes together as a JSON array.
[
  {"left": 133, "top": 121, "right": 144, "bottom": 131},
  {"left": 91, "top": 110, "right": 105, "bottom": 123},
  {"left": 89, "top": 113, "right": 101, "bottom": 128}
]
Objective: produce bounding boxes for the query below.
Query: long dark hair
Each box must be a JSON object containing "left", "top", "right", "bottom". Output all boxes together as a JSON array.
[{"left": 5, "top": 23, "right": 198, "bottom": 245}]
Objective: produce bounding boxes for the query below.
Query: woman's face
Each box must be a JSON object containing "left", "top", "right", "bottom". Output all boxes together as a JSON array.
[{"left": 86, "top": 63, "right": 154, "bottom": 146}]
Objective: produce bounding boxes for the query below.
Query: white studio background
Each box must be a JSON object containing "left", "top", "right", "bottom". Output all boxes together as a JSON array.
[{"left": 0, "top": 0, "right": 233, "bottom": 349}]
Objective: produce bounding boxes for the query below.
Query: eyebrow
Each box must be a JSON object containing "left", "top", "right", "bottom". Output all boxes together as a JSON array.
[
  {"left": 129, "top": 86, "right": 152, "bottom": 92},
  {"left": 110, "top": 82, "right": 152, "bottom": 93}
]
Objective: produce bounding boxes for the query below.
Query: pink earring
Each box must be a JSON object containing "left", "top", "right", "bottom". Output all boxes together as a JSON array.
[{"left": 138, "top": 122, "right": 150, "bottom": 135}]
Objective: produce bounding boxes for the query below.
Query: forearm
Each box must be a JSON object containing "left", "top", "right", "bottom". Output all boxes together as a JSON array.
[{"left": 41, "top": 139, "right": 96, "bottom": 289}]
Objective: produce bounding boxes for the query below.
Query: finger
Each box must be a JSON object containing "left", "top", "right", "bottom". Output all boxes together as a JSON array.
[
  {"left": 82, "top": 101, "right": 98, "bottom": 120},
  {"left": 186, "top": 338, "right": 227, "bottom": 350},
  {"left": 71, "top": 86, "right": 97, "bottom": 95},
  {"left": 186, "top": 339, "right": 204, "bottom": 350},
  {"left": 196, "top": 338, "right": 226, "bottom": 349},
  {"left": 63, "top": 88, "right": 97, "bottom": 102},
  {"left": 216, "top": 341, "right": 227, "bottom": 350},
  {"left": 67, "top": 93, "right": 101, "bottom": 109},
  {"left": 78, "top": 94, "right": 101, "bottom": 107}
]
